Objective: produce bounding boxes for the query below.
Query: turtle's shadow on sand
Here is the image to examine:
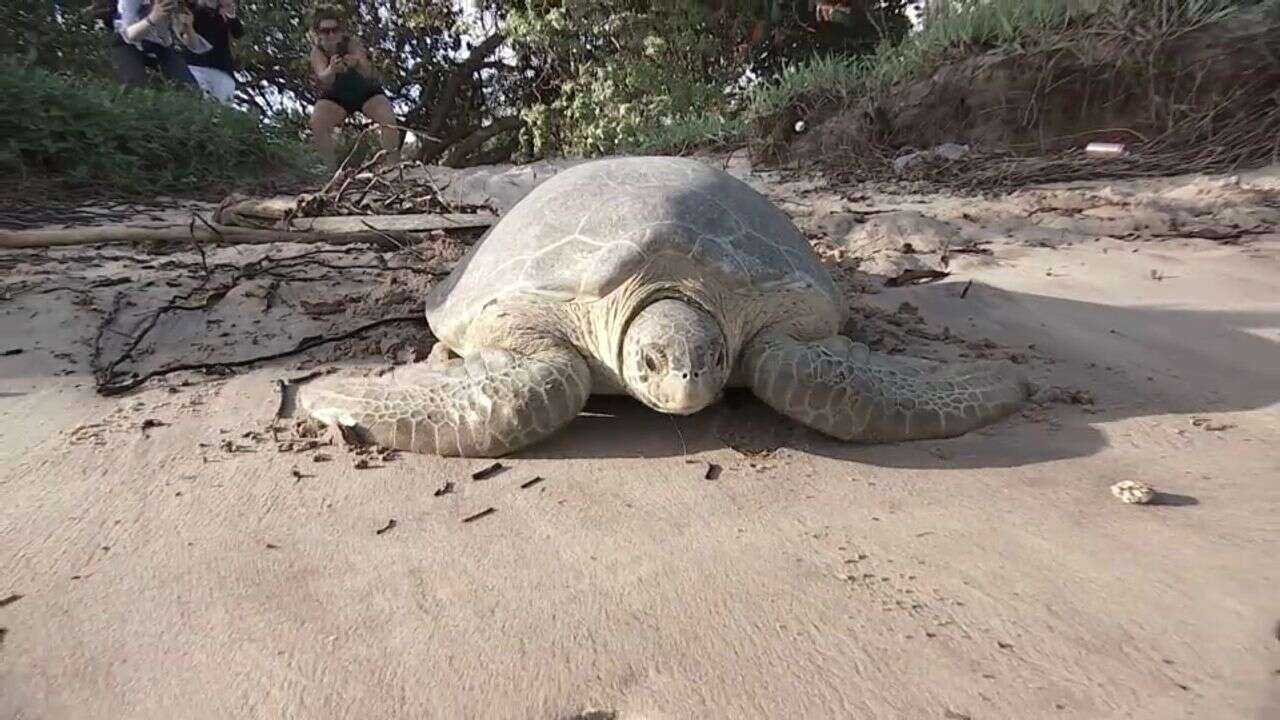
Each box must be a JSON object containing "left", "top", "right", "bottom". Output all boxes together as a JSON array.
[
  {"left": 518, "top": 390, "right": 1050, "bottom": 468},
  {"left": 519, "top": 282, "right": 1280, "bottom": 469}
]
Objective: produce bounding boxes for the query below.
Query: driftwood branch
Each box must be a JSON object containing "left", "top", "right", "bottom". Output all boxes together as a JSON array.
[
  {"left": 287, "top": 212, "right": 498, "bottom": 233},
  {"left": 0, "top": 223, "right": 356, "bottom": 249},
  {"left": 0, "top": 212, "right": 497, "bottom": 249}
]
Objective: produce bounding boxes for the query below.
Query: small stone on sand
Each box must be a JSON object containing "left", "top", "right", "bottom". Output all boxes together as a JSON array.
[{"left": 1111, "top": 480, "right": 1155, "bottom": 505}]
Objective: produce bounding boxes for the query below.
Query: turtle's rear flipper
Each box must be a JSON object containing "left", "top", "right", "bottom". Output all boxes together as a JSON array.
[
  {"left": 742, "top": 332, "right": 1031, "bottom": 443},
  {"left": 299, "top": 346, "right": 591, "bottom": 457}
]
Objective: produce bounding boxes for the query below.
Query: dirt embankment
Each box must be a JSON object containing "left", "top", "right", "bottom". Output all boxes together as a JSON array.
[{"left": 764, "top": 5, "right": 1280, "bottom": 181}]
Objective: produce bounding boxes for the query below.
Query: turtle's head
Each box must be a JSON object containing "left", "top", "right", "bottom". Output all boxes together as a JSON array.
[{"left": 621, "top": 298, "right": 728, "bottom": 415}]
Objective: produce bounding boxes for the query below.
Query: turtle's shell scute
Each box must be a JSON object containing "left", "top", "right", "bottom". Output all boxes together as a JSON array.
[{"left": 425, "top": 156, "right": 838, "bottom": 346}]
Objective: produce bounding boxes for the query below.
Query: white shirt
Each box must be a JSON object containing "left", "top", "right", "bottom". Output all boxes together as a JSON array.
[{"left": 116, "top": 0, "right": 212, "bottom": 53}]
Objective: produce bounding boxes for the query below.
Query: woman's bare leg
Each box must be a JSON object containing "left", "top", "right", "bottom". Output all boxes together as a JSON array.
[
  {"left": 310, "top": 99, "right": 348, "bottom": 168},
  {"left": 361, "top": 94, "right": 401, "bottom": 166}
]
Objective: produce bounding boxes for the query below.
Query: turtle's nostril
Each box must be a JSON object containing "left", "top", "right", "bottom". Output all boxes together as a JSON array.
[{"left": 681, "top": 372, "right": 689, "bottom": 380}]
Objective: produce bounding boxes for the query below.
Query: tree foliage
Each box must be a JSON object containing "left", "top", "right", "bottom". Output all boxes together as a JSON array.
[
  {"left": 703, "top": 0, "right": 913, "bottom": 72},
  {"left": 504, "top": 1, "right": 741, "bottom": 157},
  {"left": 3, "top": 0, "right": 912, "bottom": 165},
  {"left": 4, "top": 0, "right": 109, "bottom": 76}
]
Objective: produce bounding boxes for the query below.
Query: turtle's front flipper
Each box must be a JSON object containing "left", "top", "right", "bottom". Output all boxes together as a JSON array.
[
  {"left": 742, "top": 331, "right": 1031, "bottom": 442},
  {"left": 424, "top": 341, "right": 456, "bottom": 369},
  {"left": 299, "top": 346, "right": 591, "bottom": 457}
]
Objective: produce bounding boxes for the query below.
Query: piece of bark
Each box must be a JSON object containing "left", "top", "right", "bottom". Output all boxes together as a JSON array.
[
  {"left": 462, "top": 507, "right": 497, "bottom": 524},
  {"left": 0, "top": 223, "right": 377, "bottom": 249},
  {"left": 471, "top": 462, "right": 505, "bottom": 480},
  {"left": 284, "top": 212, "right": 498, "bottom": 234},
  {"left": 215, "top": 195, "right": 300, "bottom": 223},
  {"left": 0, "top": 212, "right": 496, "bottom": 250}
]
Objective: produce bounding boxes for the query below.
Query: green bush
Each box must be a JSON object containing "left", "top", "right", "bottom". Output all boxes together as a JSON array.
[
  {"left": 506, "top": 1, "right": 740, "bottom": 158},
  {"left": 0, "top": 60, "right": 314, "bottom": 197}
]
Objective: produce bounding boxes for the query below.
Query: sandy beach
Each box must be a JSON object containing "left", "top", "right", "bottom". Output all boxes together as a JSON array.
[{"left": 1, "top": 158, "right": 1277, "bottom": 719}]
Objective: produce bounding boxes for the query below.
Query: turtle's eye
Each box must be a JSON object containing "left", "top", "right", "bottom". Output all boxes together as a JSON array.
[
  {"left": 715, "top": 349, "right": 726, "bottom": 368},
  {"left": 644, "top": 351, "right": 660, "bottom": 373}
]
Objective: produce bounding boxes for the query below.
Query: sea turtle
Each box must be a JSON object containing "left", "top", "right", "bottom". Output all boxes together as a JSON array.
[{"left": 299, "top": 156, "right": 1031, "bottom": 457}]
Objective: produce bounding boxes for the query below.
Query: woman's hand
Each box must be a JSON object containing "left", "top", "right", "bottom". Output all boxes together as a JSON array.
[
  {"left": 148, "top": 0, "right": 174, "bottom": 24},
  {"left": 176, "top": 9, "right": 194, "bottom": 34},
  {"left": 175, "top": 7, "right": 212, "bottom": 52}
]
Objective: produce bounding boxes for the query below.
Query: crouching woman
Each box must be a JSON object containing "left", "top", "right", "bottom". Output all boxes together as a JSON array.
[
  {"left": 307, "top": 5, "right": 400, "bottom": 168},
  {"left": 113, "top": 0, "right": 211, "bottom": 89}
]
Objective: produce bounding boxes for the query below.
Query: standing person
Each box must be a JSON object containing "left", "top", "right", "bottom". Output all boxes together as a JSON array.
[
  {"left": 185, "top": 0, "right": 244, "bottom": 105},
  {"left": 308, "top": 5, "right": 400, "bottom": 168},
  {"left": 113, "top": 0, "right": 211, "bottom": 90}
]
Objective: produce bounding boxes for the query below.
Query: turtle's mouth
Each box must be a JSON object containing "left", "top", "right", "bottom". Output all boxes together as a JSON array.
[
  {"left": 618, "top": 291, "right": 728, "bottom": 416},
  {"left": 640, "top": 375, "right": 723, "bottom": 416}
]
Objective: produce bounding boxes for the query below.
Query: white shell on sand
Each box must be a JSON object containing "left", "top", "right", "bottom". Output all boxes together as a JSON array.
[{"left": 1111, "top": 480, "right": 1156, "bottom": 505}]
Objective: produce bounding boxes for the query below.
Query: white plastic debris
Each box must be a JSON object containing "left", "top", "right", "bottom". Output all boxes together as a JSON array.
[
  {"left": 794, "top": 120, "right": 807, "bottom": 134},
  {"left": 1110, "top": 480, "right": 1155, "bottom": 505},
  {"left": 1086, "top": 142, "right": 1128, "bottom": 159}
]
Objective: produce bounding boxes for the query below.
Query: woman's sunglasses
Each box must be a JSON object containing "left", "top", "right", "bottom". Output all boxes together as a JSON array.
[{"left": 316, "top": 25, "right": 341, "bottom": 35}]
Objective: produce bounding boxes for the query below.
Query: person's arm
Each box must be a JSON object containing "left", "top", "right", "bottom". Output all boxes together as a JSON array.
[
  {"left": 120, "top": 0, "right": 168, "bottom": 43},
  {"left": 311, "top": 46, "right": 343, "bottom": 90},
  {"left": 176, "top": 10, "right": 213, "bottom": 53},
  {"left": 220, "top": 0, "right": 244, "bottom": 37},
  {"left": 346, "top": 37, "right": 376, "bottom": 80}
]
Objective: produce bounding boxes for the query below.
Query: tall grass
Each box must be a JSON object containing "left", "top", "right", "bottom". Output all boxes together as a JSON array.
[
  {"left": 744, "top": 54, "right": 872, "bottom": 123},
  {"left": 743, "top": 0, "right": 1249, "bottom": 125},
  {"left": 628, "top": 112, "right": 748, "bottom": 155},
  {"left": 0, "top": 61, "right": 314, "bottom": 198}
]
